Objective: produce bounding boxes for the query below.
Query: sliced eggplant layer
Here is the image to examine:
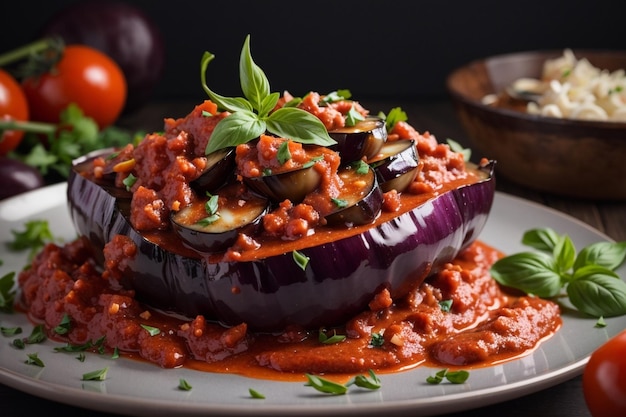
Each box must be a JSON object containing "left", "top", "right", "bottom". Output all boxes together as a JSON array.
[
  {"left": 67, "top": 154, "right": 496, "bottom": 332},
  {"left": 171, "top": 182, "right": 269, "bottom": 252},
  {"left": 329, "top": 117, "right": 387, "bottom": 163},
  {"left": 243, "top": 163, "right": 322, "bottom": 204},
  {"left": 369, "top": 139, "right": 420, "bottom": 192},
  {"left": 325, "top": 165, "right": 382, "bottom": 226},
  {"left": 190, "top": 147, "right": 236, "bottom": 193}
]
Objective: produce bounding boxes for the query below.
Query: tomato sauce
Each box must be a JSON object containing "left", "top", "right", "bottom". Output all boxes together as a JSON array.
[{"left": 17, "top": 237, "right": 561, "bottom": 380}]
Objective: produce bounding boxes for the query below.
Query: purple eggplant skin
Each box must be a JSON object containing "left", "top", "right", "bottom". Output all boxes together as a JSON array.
[
  {"left": 0, "top": 157, "right": 45, "bottom": 200},
  {"left": 67, "top": 153, "right": 496, "bottom": 332},
  {"left": 40, "top": 1, "right": 165, "bottom": 114}
]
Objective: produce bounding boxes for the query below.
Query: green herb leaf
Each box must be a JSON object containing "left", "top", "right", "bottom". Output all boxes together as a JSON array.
[
  {"left": 122, "top": 173, "right": 137, "bottom": 191},
  {"left": 292, "top": 250, "right": 310, "bottom": 271},
  {"left": 521, "top": 228, "right": 561, "bottom": 252},
  {"left": 20, "top": 324, "right": 47, "bottom": 345},
  {"left": 140, "top": 324, "right": 161, "bottom": 336},
  {"left": 53, "top": 313, "right": 71, "bottom": 335},
  {"left": 439, "top": 299, "right": 453, "bottom": 312},
  {"left": 345, "top": 104, "right": 365, "bottom": 127},
  {"left": 1, "top": 326, "right": 22, "bottom": 336},
  {"left": 82, "top": 367, "right": 108, "bottom": 381},
  {"left": 574, "top": 241, "right": 626, "bottom": 271},
  {"left": 553, "top": 235, "right": 576, "bottom": 273},
  {"left": 352, "top": 159, "right": 370, "bottom": 175},
  {"left": 445, "top": 370, "right": 470, "bottom": 384},
  {"left": 347, "top": 369, "right": 381, "bottom": 390},
  {"left": 205, "top": 110, "right": 267, "bottom": 154},
  {"left": 178, "top": 378, "right": 193, "bottom": 391},
  {"left": 25, "top": 352, "right": 45, "bottom": 367},
  {"left": 248, "top": 388, "right": 265, "bottom": 399},
  {"left": 277, "top": 140, "right": 292, "bottom": 165},
  {"left": 331, "top": 198, "right": 348, "bottom": 208},
  {"left": 426, "top": 368, "right": 469, "bottom": 384},
  {"left": 370, "top": 332, "right": 384, "bottom": 347},
  {"left": 595, "top": 316, "right": 607, "bottom": 328},
  {"left": 265, "top": 107, "right": 336, "bottom": 147},
  {"left": 304, "top": 374, "right": 348, "bottom": 395},
  {"left": 380, "top": 107, "right": 407, "bottom": 131},
  {"left": 490, "top": 252, "right": 562, "bottom": 297},
  {"left": 491, "top": 227, "right": 626, "bottom": 318},
  {"left": 318, "top": 328, "right": 346, "bottom": 344},
  {"left": 567, "top": 265, "right": 626, "bottom": 317},
  {"left": 201, "top": 35, "right": 335, "bottom": 155},
  {"left": 0, "top": 272, "right": 16, "bottom": 313},
  {"left": 446, "top": 138, "right": 471, "bottom": 162},
  {"left": 7, "top": 220, "right": 54, "bottom": 259}
]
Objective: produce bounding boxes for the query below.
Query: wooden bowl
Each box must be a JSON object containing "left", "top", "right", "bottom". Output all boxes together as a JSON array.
[{"left": 446, "top": 49, "right": 626, "bottom": 200}]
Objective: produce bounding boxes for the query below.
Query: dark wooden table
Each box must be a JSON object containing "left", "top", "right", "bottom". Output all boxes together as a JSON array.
[{"left": 2, "top": 98, "right": 625, "bottom": 417}]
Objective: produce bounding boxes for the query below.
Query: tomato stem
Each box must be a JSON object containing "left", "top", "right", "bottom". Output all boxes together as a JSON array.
[
  {"left": 0, "top": 120, "right": 56, "bottom": 135},
  {"left": 0, "top": 38, "right": 62, "bottom": 68}
]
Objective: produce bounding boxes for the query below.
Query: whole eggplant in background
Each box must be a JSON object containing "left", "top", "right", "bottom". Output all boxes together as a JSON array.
[
  {"left": 40, "top": 1, "right": 165, "bottom": 114},
  {"left": 0, "top": 157, "right": 45, "bottom": 200}
]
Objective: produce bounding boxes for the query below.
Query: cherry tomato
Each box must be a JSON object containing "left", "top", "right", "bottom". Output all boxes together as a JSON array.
[
  {"left": 0, "top": 69, "right": 30, "bottom": 156},
  {"left": 583, "top": 329, "right": 626, "bottom": 417},
  {"left": 21, "top": 44, "right": 127, "bottom": 129}
]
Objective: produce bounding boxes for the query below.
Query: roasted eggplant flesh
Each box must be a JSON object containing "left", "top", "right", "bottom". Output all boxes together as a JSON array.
[
  {"left": 329, "top": 117, "right": 387, "bottom": 163},
  {"left": 243, "top": 163, "right": 322, "bottom": 204},
  {"left": 171, "top": 182, "right": 269, "bottom": 252},
  {"left": 369, "top": 139, "right": 420, "bottom": 192},
  {"left": 325, "top": 165, "right": 382, "bottom": 226},
  {"left": 190, "top": 147, "right": 236, "bottom": 193}
]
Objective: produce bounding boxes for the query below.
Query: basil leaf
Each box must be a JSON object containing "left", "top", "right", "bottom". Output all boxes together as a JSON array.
[
  {"left": 200, "top": 51, "right": 253, "bottom": 113},
  {"left": 553, "top": 235, "right": 576, "bottom": 273},
  {"left": 206, "top": 111, "right": 267, "bottom": 154},
  {"left": 567, "top": 265, "right": 626, "bottom": 317},
  {"left": 239, "top": 36, "right": 271, "bottom": 112},
  {"left": 266, "top": 107, "right": 336, "bottom": 147},
  {"left": 574, "top": 241, "right": 626, "bottom": 271},
  {"left": 258, "top": 92, "right": 280, "bottom": 118},
  {"left": 490, "top": 252, "right": 562, "bottom": 297},
  {"left": 521, "top": 228, "right": 561, "bottom": 252}
]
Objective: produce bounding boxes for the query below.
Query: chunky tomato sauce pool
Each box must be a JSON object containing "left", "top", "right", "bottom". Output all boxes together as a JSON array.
[
  {"left": 17, "top": 237, "right": 561, "bottom": 380},
  {"left": 16, "top": 91, "right": 561, "bottom": 381}
]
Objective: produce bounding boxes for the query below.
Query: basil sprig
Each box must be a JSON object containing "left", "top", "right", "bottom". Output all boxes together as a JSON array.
[
  {"left": 490, "top": 227, "right": 626, "bottom": 318},
  {"left": 201, "top": 35, "right": 336, "bottom": 155}
]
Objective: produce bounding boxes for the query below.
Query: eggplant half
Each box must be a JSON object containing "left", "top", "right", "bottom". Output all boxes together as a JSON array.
[
  {"left": 68, "top": 150, "right": 496, "bottom": 332},
  {"left": 171, "top": 182, "right": 269, "bottom": 252},
  {"left": 328, "top": 117, "right": 387, "bottom": 163}
]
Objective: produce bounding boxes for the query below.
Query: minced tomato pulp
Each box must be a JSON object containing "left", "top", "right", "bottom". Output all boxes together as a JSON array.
[
  {"left": 16, "top": 92, "right": 562, "bottom": 380},
  {"left": 17, "top": 238, "right": 561, "bottom": 379}
]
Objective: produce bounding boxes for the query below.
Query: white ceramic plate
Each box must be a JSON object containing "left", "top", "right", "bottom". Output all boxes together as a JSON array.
[{"left": 1, "top": 183, "right": 625, "bottom": 417}]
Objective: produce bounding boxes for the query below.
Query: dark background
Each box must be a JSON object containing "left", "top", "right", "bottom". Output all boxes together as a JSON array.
[{"left": 2, "top": 0, "right": 624, "bottom": 108}]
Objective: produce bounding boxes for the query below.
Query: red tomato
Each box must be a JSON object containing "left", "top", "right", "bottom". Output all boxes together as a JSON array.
[
  {"left": 583, "top": 329, "right": 626, "bottom": 417},
  {"left": 21, "top": 44, "right": 127, "bottom": 129},
  {"left": 0, "top": 69, "right": 30, "bottom": 156}
]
